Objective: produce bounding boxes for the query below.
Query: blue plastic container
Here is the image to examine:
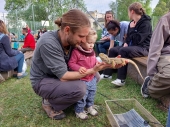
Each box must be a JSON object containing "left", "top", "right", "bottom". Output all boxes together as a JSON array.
[{"left": 13, "top": 42, "right": 19, "bottom": 50}]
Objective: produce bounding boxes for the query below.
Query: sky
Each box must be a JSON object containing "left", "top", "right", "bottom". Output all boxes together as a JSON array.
[
  {"left": 0, "top": 0, "right": 159, "bottom": 13},
  {"left": 84, "top": 0, "right": 159, "bottom": 13}
]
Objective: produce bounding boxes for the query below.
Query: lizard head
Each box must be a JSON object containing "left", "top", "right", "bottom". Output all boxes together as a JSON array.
[{"left": 99, "top": 53, "right": 110, "bottom": 63}]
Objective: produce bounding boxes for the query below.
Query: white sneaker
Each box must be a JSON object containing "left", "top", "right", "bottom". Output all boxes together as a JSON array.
[
  {"left": 111, "top": 79, "right": 125, "bottom": 86},
  {"left": 87, "top": 106, "right": 98, "bottom": 116},
  {"left": 75, "top": 111, "right": 88, "bottom": 120},
  {"left": 100, "top": 74, "right": 112, "bottom": 79}
]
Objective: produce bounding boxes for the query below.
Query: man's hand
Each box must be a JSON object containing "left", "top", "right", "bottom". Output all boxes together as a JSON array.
[
  {"left": 93, "top": 62, "right": 112, "bottom": 72},
  {"left": 79, "top": 67, "right": 87, "bottom": 74}
]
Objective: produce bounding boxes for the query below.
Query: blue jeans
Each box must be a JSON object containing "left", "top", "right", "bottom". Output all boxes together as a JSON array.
[
  {"left": 98, "top": 41, "right": 110, "bottom": 54},
  {"left": 166, "top": 107, "right": 170, "bottom": 127},
  {"left": 14, "top": 53, "right": 24, "bottom": 73},
  {"left": 75, "top": 77, "right": 97, "bottom": 113}
]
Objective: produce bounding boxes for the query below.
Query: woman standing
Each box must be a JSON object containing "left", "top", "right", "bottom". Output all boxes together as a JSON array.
[
  {"left": 101, "top": 2, "right": 152, "bottom": 86},
  {"left": 0, "top": 20, "right": 27, "bottom": 79}
]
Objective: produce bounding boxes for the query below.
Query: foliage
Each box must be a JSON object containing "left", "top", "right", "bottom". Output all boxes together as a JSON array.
[
  {"left": 4, "top": 0, "right": 86, "bottom": 32},
  {"left": 152, "top": 0, "right": 169, "bottom": 16},
  {"left": 142, "top": 0, "right": 152, "bottom": 16},
  {"left": 109, "top": 2, "right": 117, "bottom": 17},
  {"left": 109, "top": 0, "right": 152, "bottom": 21},
  {"left": 96, "top": 29, "right": 102, "bottom": 41}
]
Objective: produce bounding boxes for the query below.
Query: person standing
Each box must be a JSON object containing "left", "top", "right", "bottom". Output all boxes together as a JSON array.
[{"left": 68, "top": 29, "right": 99, "bottom": 120}]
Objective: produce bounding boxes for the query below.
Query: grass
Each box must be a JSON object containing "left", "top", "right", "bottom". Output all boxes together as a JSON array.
[
  {"left": 0, "top": 69, "right": 168, "bottom": 127},
  {"left": 97, "top": 29, "right": 102, "bottom": 41}
]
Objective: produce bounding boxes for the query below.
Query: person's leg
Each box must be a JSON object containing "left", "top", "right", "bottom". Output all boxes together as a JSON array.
[
  {"left": 33, "top": 77, "right": 86, "bottom": 112},
  {"left": 141, "top": 56, "right": 170, "bottom": 98},
  {"left": 112, "top": 46, "right": 148, "bottom": 86},
  {"left": 102, "top": 46, "right": 121, "bottom": 77},
  {"left": 86, "top": 77, "right": 97, "bottom": 108},
  {"left": 74, "top": 88, "right": 88, "bottom": 120},
  {"left": 14, "top": 53, "right": 24, "bottom": 73},
  {"left": 98, "top": 41, "right": 110, "bottom": 54},
  {"left": 19, "top": 48, "right": 33, "bottom": 53},
  {"left": 102, "top": 41, "right": 110, "bottom": 54},
  {"left": 86, "top": 77, "right": 98, "bottom": 116},
  {"left": 148, "top": 75, "right": 170, "bottom": 99},
  {"left": 148, "top": 56, "right": 170, "bottom": 99},
  {"left": 14, "top": 53, "right": 27, "bottom": 79},
  {"left": 74, "top": 90, "right": 88, "bottom": 113},
  {"left": 117, "top": 46, "right": 148, "bottom": 80}
]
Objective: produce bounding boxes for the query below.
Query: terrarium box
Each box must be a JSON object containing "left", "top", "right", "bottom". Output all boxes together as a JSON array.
[{"left": 105, "top": 99, "right": 163, "bottom": 127}]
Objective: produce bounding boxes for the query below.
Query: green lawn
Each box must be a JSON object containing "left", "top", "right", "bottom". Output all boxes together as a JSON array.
[{"left": 0, "top": 69, "right": 168, "bottom": 127}]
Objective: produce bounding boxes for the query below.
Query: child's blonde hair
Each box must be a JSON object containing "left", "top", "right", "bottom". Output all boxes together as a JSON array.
[{"left": 87, "top": 28, "right": 97, "bottom": 43}]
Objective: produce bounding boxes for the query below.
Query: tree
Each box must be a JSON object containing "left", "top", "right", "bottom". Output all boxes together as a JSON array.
[
  {"left": 5, "top": 0, "right": 86, "bottom": 20},
  {"left": 152, "top": 0, "right": 169, "bottom": 16},
  {"left": 142, "top": 0, "right": 152, "bottom": 15},
  {"left": 109, "top": 0, "right": 152, "bottom": 21},
  {"left": 4, "top": 0, "right": 50, "bottom": 11},
  {"left": 20, "top": 3, "right": 48, "bottom": 22},
  {"left": 109, "top": 2, "right": 117, "bottom": 18},
  {"left": 5, "top": 0, "right": 87, "bottom": 31}
]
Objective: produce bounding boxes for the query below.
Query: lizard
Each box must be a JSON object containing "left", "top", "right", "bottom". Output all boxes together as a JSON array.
[{"left": 99, "top": 53, "right": 144, "bottom": 80}]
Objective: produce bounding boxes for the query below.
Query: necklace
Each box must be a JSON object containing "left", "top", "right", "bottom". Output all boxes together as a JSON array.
[{"left": 57, "top": 30, "right": 70, "bottom": 55}]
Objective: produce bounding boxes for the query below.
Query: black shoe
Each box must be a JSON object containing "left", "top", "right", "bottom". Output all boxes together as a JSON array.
[
  {"left": 53, "top": 111, "right": 66, "bottom": 120},
  {"left": 141, "top": 76, "right": 150, "bottom": 98},
  {"left": 42, "top": 101, "right": 66, "bottom": 120}
]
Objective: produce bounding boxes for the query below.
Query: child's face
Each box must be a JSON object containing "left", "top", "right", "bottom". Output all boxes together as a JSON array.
[{"left": 81, "top": 38, "right": 95, "bottom": 51}]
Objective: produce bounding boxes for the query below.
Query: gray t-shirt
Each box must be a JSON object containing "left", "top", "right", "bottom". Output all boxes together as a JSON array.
[
  {"left": 110, "top": 21, "right": 129, "bottom": 46},
  {"left": 30, "top": 30, "right": 72, "bottom": 86}
]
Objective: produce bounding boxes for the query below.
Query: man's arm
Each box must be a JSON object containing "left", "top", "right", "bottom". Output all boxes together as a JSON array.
[
  {"left": 40, "top": 43, "right": 111, "bottom": 81},
  {"left": 60, "top": 68, "right": 95, "bottom": 81},
  {"left": 147, "top": 17, "right": 170, "bottom": 78},
  {"left": 22, "top": 35, "right": 29, "bottom": 48}
]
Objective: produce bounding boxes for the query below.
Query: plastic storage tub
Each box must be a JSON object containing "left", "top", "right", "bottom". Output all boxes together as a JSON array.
[{"left": 105, "top": 99, "right": 163, "bottom": 127}]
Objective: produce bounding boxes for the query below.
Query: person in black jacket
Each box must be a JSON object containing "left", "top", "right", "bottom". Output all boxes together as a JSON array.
[{"left": 101, "top": 2, "right": 152, "bottom": 86}]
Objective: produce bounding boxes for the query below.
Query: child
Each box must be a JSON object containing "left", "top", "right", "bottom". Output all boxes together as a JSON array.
[{"left": 68, "top": 28, "right": 98, "bottom": 120}]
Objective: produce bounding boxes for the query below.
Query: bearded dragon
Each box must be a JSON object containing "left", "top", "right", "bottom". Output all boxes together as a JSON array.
[{"left": 99, "top": 53, "right": 144, "bottom": 80}]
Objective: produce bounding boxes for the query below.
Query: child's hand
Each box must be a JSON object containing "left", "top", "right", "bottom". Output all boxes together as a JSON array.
[{"left": 79, "top": 67, "right": 87, "bottom": 74}]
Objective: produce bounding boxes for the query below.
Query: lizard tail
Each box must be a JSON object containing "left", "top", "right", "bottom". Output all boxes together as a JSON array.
[{"left": 127, "top": 59, "right": 144, "bottom": 81}]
